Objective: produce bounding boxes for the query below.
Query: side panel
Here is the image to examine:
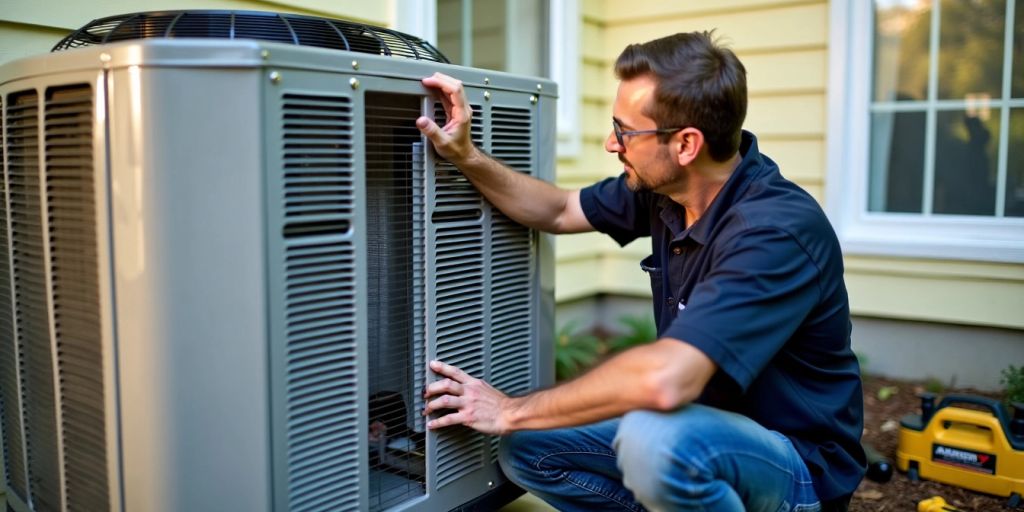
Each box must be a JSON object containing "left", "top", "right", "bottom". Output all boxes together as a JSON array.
[
  {"left": 0, "top": 70, "right": 120, "bottom": 512},
  {"left": 107, "top": 66, "right": 271, "bottom": 511},
  {"left": 262, "top": 69, "right": 367, "bottom": 512}
]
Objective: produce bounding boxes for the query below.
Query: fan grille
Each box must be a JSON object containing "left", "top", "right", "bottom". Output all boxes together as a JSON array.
[{"left": 51, "top": 10, "right": 449, "bottom": 63}]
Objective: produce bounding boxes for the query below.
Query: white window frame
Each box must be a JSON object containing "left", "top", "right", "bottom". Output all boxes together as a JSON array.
[
  {"left": 825, "top": 0, "right": 1024, "bottom": 263},
  {"left": 391, "top": 0, "right": 580, "bottom": 158}
]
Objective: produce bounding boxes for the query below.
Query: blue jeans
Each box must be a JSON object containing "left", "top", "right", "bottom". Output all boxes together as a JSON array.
[{"left": 498, "top": 404, "right": 821, "bottom": 512}]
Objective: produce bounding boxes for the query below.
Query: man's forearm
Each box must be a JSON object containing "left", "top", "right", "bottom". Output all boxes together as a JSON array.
[
  {"left": 456, "top": 148, "right": 578, "bottom": 234},
  {"left": 500, "top": 339, "right": 715, "bottom": 431}
]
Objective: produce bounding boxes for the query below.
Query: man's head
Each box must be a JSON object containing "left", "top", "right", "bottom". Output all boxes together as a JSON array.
[{"left": 607, "top": 31, "right": 747, "bottom": 193}]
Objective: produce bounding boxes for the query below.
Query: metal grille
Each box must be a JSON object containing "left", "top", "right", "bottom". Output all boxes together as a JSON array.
[
  {"left": 281, "top": 93, "right": 360, "bottom": 512},
  {"left": 0, "top": 92, "right": 30, "bottom": 506},
  {"left": 8, "top": 89, "right": 63, "bottom": 512},
  {"left": 44, "top": 84, "right": 107, "bottom": 512},
  {"left": 430, "top": 103, "right": 487, "bottom": 491},
  {"left": 486, "top": 106, "right": 536, "bottom": 461},
  {"left": 51, "top": 10, "right": 449, "bottom": 63},
  {"left": 364, "top": 92, "right": 426, "bottom": 511}
]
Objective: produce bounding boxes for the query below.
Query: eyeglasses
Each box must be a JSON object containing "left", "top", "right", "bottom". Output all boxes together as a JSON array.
[{"left": 612, "top": 119, "right": 686, "bottom": 147}]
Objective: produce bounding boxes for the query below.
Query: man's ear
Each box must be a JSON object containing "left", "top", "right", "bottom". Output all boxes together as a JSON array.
[{"left": 675, "top": 127, "right": 704, "bottom": 166}]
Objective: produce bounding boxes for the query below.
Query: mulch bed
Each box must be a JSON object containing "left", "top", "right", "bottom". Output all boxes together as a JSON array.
[{"left": 853, "top": 375, "right": 1013, "bottom": 511}]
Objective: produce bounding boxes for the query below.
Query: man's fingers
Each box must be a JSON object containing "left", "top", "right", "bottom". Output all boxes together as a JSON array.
[
  {"left": 429, "top": 360, "right": 471, "bottom": 383},
  {"left": 416, "top": 116, "right": 445, "bottom": 142},
  {"left": 425, "top": 378, "right": 462, "bottom": 398},
  {"left": 423, "top": 394, "right": 462, "bottom": 415},
  {"left": 426, "top": 411, "right": 468, "bottom": 430},
  {"left": 422, "top": 73, "right": 471, "bottom": 124}
]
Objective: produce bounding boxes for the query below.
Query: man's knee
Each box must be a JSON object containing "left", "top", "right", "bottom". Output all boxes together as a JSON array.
[
  {"left": 498, "top": 430, "right": 547, "bottom": 487},
  {"left": 614, "top": 407, "right": 723, "bottom": 501}
]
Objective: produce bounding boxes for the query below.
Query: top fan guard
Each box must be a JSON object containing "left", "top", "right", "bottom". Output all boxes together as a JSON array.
[{"left": 51, "top": 10, "right": 450, "bottom": 63}]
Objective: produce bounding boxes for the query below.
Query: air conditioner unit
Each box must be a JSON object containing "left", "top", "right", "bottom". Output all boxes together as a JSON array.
[{"left": 0, "top": 11, "right": 555, "bottom": 512}]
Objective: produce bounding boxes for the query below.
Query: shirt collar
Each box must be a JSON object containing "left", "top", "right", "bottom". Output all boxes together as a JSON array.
[{"left": 657, "top": 130, "right": 766, "bottom": 245}]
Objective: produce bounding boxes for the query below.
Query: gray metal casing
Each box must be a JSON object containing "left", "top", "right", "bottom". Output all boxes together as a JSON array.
[{"left": 0, "top": 39, "right": 555, "bottom": 512}]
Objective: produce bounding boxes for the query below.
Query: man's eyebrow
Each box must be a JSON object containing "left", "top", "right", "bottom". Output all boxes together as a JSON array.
[{"left": 612, "top": 117, "right": 632, "bottom": 130}]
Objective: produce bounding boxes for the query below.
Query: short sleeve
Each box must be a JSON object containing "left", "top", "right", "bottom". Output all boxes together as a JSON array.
[
  {"left": 663, "top": 227, "right": 821, "bottom": 392},
  {"left": 579, "top": 175, "right": 652, "bottom": 246}
]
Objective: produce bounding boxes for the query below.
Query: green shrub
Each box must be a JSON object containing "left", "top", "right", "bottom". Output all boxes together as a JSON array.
[
  {"left": 607, "top": 315, "right": 657, "bottom": 353},
  {"left": 1001, "top": 365, "right": 1024, "bottom": 404},
  {"left": 554, "top": 321, "right": 601, "bottom": 381}
]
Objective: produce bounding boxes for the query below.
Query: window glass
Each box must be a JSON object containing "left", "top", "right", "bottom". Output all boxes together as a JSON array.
[
  {"left": 1007, "top": 109, "right": 1024, "bottom": 217},
  {"left": 936, "top": 0, "right": 1006, "bottom": 101},
  {"left": 868, "top": 111, "right": 926, "bottom": 212},
  {"left": 872, "top": 0, "right": 931, "bottom": 102},
  {"left": 436, "top": 0, "right": 548, "bottom": 76},
  {"left": 869, "top": 0, "right": 1018, "bottom": 218},
  {"left": 1013, "top": 0, "right": 1024, "bottom": 98},
  {"left": 932, "top": 109, "right": 1000, "bottom": 215}
]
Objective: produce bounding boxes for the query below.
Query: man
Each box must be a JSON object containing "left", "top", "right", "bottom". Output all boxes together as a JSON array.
[{"left": 415, "top": 31, "right": 865, "bottom": 512}]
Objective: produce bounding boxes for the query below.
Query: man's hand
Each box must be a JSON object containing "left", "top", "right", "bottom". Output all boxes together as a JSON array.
[
  {"left": 416, "top": 73, "right": 478, "bottom": 165},
  {"left": 424, "top": 360, "right": 511, "bottom": 435}
]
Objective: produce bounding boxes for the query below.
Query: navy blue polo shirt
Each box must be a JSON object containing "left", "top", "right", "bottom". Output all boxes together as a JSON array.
[{"left": 579, "top": 131, "right": 866, "bottom": 502}]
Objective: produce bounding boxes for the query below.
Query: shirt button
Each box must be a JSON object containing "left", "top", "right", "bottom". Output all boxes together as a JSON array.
[
  {"left": 666, "top": 297, "right": 675, "bottom": 306},
  {"left": 672, "top": 247, "right": 682, "bottom": 255}
]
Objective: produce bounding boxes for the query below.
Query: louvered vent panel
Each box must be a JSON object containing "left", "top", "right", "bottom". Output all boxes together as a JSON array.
[
  {"left": 9, "top": 90, "right": 63, "bottom": 512},
  {"left": 491, "top": 107, "right": 532, "bottom": 171},
  {"left": 432, "top": 104, "right": 482, "bottom": 213},
  {"left": 487, "top": 106, "right": 535, "bottom": 461},
  {"left": 284, "top": 241, "right": 359, "bottom": 512},
  {"left": 432, "top": 221, "right": 485, "bottom": 489},
  {"left": 282, "top": 94, "right": 354, "bottom": 233},
  {"left": 44, "top": 85, "right": 107, "bottom": 511},
  {"left": 282, "top": 92, "right": 360, "bottom": 512},
  {"left": 0, "top": 93, "right": 30, "bottom": 504}
]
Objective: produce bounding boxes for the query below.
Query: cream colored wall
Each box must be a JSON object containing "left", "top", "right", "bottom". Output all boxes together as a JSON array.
[
  {"left": 0, "top": 0, "right": 388, "bottom": 66},
  {"left": 556, "top": 0, "right": 1023, "bottom": 331}
]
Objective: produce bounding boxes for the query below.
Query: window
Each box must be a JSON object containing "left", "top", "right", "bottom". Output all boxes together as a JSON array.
[
  {"left": 391, "top": 0, "right": 580, "bottom": 157},
  {"left": 827, "top": 0, "right": 1024, "bottom": 262}
]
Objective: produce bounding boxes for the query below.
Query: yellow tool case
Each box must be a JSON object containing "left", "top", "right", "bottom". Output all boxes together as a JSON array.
[{"left": 897, "top": 393, "right": 1024, "bottom": 508}]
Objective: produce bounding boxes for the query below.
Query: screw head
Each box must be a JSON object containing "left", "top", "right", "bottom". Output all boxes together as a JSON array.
[
  {"left": 487, "top": 481, "right": 494, "bottom": 488},
  {"left": 484, "top": 77, "right": 490, "bottom": 84},
  {"left": 530, "top": 95, "right": 538, "bottom": 104},
  {"left": 350, "top": 77, "right": 360, "bottom": 89},
  {"left": 536, "top": 83, "right": 543, "bottom": 91},
  {"left": 269, "top": 71, "right": 282, "bottom": 84},
  {"left": 260, "top": 50, "right": 270, "bottom": 60},
  {"left": 352, "top": 60, "right": 359, "bottom": 70},
  {"left": 484, "top": 91, "right": 491, "bottom": 101}
]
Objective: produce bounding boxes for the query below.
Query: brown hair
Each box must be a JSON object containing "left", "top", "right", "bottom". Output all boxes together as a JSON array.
[{"left": 614, "top": 31, "right": 747, "bottom": 161}]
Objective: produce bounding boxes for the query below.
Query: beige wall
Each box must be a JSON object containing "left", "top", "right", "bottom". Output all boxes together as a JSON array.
[{"left": 555, "top": 0, "right": 1024, "bottom": 332}]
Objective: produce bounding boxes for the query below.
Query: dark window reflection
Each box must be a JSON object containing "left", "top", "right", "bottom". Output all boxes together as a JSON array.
[
  {"left": 873, "top": 0, "right": 931, "bottom": 102},
  {"left": 937, "top": 0, "right": 1006, "bottom": 100},
  {"left": 934, "top": 110, "right": 1000, "bottom": 215},
  {"left": 869, "top": 111, "right": 926, "bottom": 212},
  {"left": 1013, "top": 0, "right": 1024, "bottom": 98},
  {"left": 1006, "top": 109, "right": 1024, "bottom": 217}
]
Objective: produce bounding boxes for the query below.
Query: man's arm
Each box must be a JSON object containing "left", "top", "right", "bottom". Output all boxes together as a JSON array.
[
  {"left": 423, "top": 338, "right": 717, "bottom": 435},
  {"left": 416, "top": 72, "right": 592, "bottom": 234}
]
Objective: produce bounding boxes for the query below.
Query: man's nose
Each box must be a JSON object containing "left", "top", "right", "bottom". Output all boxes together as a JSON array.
[{"left": 605, "top": 131, "right": 623, "bottom": 153}]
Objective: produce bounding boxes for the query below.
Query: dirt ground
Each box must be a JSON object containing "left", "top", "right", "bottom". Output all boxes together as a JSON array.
[{"left": 853, "top": 375, "right": 1013, "bottom": 512}]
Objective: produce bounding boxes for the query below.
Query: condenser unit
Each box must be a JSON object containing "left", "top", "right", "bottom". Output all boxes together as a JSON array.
[{"left": 0, "top": 10, "right": 555, "bottom": 512}]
